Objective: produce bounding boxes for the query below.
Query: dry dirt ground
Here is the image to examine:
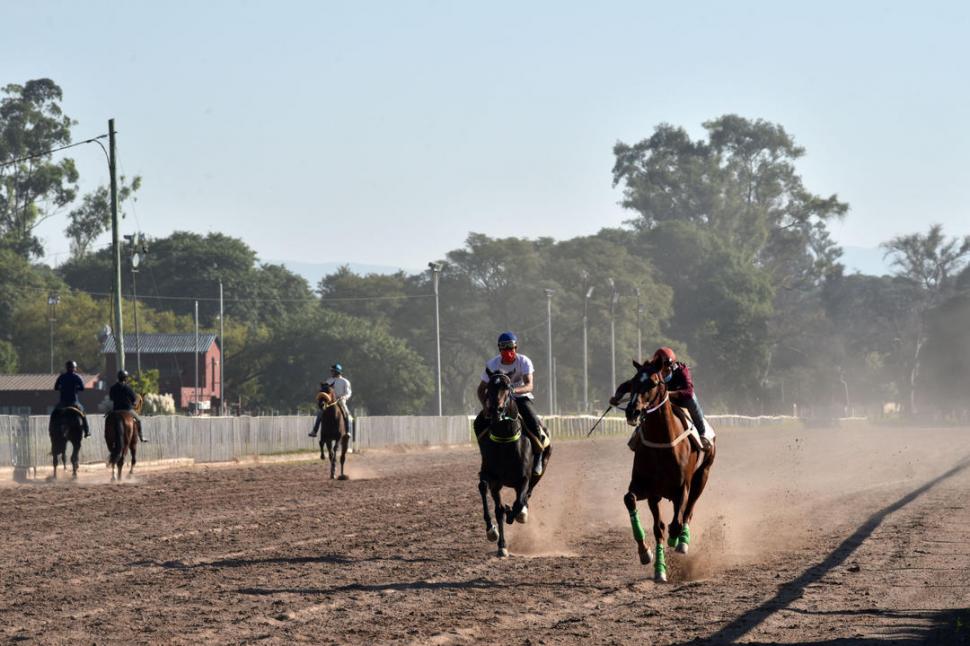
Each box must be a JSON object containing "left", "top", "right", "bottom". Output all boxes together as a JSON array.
[{"left": 1, "top": 424, "right": 969, "bottom": 645}]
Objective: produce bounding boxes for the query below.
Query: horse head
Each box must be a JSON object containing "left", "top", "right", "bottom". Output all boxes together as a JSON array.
[
  {"left": 316, "top": 382, "right": 336, "bottom": 408},
  {"left": 627, "top": 359, "right": 666, "bottom": 424},
  {"left": 484, "top": 368, "right": 517, "bottom": 422}
]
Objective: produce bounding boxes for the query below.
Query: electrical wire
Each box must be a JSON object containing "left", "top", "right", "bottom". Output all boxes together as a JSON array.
[{"left": 0, "top": 134, "right": 109, "bottom": 169}]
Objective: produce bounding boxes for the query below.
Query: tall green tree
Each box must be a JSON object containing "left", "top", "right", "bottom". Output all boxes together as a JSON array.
[
  {"left": 0, "top": 79, "right": 78, "bottom": 258},
  {"left": 64, "top": 176, "right": 141, "bottom": 259}
]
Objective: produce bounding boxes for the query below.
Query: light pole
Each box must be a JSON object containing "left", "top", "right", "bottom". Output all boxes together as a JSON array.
[
  {"left": 219, "top": 278, "right": 224, "bottom": 416},
  {"left": 581, "top": 271, "right": 594, "bottom": 413},
  {"left": 428, "top": 262, "right": 443, "bottom": 416},
  {"left": 635, "top": 287, "right": 643, "bottom": 362},
  {"left": 47, "top": 292, "right": 59, "bottom": 373},
  {"left": 125, "top": 233, "right": 147, "bottom": 375},
  {"left": 608, "top": 278, "right": 618, "bottom": 390},
  {"left": 544, "top": 288, "right": 555, "bottom": 415}
]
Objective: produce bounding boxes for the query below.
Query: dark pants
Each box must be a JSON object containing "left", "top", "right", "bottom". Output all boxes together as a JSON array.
[{"left": 674, "top": 394, "right": 708, "bottom": 436}]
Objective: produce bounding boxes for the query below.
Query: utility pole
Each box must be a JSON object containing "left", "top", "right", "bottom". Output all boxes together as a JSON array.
[
  {"left": 609, "top": 278, "right": 618, "bottom": 390},
  {"left": 428, "top": 262, "right": 443, "bottom": 415},
  {"left": 635, "top": 287, "right": 643, "bottom": 362},
  {"left": 219, "top": 278, "right": 225, "bottom": 416},
  {"left": 126, "top": 232, "right": 146, "bottom": 375},
  {"left": 194, "top": 300, "right": 200, "bottom": 413},
  {"left": 581, "top": 271, "right": 594, "bottom": 413},
  {"left": 109, "top": 119, "right": 125, "bottom": 371},
  {"left": 47, "top": 292, "right": 59, "bottom": 373},
  {"left": 544, "top": 288, "right": 555, "bottom": 415}
]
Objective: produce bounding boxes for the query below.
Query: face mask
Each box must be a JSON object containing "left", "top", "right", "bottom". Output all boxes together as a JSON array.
[{"left": 500, "top": 350, "right": 517, "bottom": 363}]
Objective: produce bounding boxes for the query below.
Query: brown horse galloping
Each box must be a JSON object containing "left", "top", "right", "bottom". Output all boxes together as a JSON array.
[
  {"left": 105, "top": 410, "right": 139, "bottom": 481},
  {"left": 317, "top": 386, "right": 349, "bottom": 480},
  {"left": 623, "top": 360, "right": 716, "bottom": 582}
]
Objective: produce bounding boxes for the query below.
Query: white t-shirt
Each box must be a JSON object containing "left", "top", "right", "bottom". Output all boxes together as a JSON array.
[
  {"left": 480, "top": 354, "right": 534, "bottom": 400},
  {"left": 326, "top": 376, "right": 352, "bottom": 401}
]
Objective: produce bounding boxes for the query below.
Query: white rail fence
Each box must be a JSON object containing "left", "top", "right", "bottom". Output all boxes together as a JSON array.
[{"left": 0, "top": 413, "right": 803, "bottom": 473}]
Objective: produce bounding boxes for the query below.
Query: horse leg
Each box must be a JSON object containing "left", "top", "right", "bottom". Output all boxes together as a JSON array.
[
  {"left": 319, "top": 436, "right": 326, "bottom": 460},
  {"left": 327, "top": 440, "right": 336, "bottom": 479},
  {"left": 510, "top": 480, "right": 530, "bottom": 524},
  {"left": 479, "top": 476, "right": 498, "bottom": 542},
  {"left": 491, "top": 484, "right": 508, "bottom": 557},
  {"left": 337, "top": 435, "right": 349, "bottom": 480},
  {"left": 647, "top": 496, "right": 667, "bottom": 582},
  {"left": 128, "top": 441, "right": 136, "bottom": 478},
  {"left": 680, "top": 443, "right": 716, "bottom": 551},
  {"left": 51, "top": 448, "right": 58, "bottom": 480},
  {"left": 71, "top": 438, "right": 80, "bottom": 479},
  {"left": 623, "top": 490, "right": 653, "bottom": 565}
]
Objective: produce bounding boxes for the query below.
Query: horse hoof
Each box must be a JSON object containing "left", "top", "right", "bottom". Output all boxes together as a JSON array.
[
  {"left": 497, "top": 547, "right": 509, "bottom": 558},
  {"left": 655, "top": 570, "right": 668, "bottom": 583},
  {"left": 639, "top": 549, "right": 653, "bottom": 565},
  {"left": 515, "top": 507, "right": 529, "bottom": 524},
  {"left": 486, "top": 527, "right": 499, "bottom": 542},
  {"left": 337, "top": 474, "right": 349, "bottom": 481},
  {"left": 676, "top": 542, "right": 689, "bottom": 555}
]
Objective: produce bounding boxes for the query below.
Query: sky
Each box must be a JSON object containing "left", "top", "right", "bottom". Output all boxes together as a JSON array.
[{"left": 4, "top": 0, "right": 969, "bottom": 273}]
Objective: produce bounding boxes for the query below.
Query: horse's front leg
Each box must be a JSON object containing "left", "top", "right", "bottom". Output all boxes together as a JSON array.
[
  {"left": 647, "top": 496, "right": 667, "bottom": 582},
  {"left": 668, "top": 482, "right": 691, "bottom": 554},
  {"left": 338, "top": 435, "right": 349, "bottom": 480},
  {"left": 328, "top": 441, "right": 336, "bottom": 479},
  {"left": 509, "top": 479, "right": 530, "bottom": 524},
  {"left": 479, "top": 476, "right": 498, "bottom": 542},
  {"left": 51, "top": 450, "right": 59, "bottom": 480},
  {"left": 491, "top": 485, "right": 508, "bottom": 557},
  {"left": 623, "top": 490, "right": 653, "bottom": 565}
]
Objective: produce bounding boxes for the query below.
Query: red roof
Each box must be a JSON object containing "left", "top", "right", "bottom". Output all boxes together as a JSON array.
[{"left": 0, "top": 373, "right": 100, "bottom": 391}]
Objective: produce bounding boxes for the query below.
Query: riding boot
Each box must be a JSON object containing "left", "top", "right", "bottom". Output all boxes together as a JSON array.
[
  {"left": 137, "top": 420, "right": 148, "bottom": 443},
  {"left": 82, "top": 417, "right": 90, "bottom": 438},
  {"left": 308, "top": 412, "right": 322, "bottom": 437}
]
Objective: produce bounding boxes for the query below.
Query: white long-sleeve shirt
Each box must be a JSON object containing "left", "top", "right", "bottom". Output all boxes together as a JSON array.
[{"left": 326, "top": 376, "right": 352, "bottom": 402}]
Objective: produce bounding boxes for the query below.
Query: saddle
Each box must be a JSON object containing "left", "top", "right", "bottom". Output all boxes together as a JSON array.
[
  {"left": 56, "top": 405, "right": 86, "bottom": 418},
  {"left": 627, "top": 404, "right": 705, "bottom": 453}
]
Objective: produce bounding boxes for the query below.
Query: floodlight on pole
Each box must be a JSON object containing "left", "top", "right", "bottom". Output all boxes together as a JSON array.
[
  {"left": 608, "top": 278, "right": 618, "bottom": 390},
  {"left": 428, "top": 262, "right": 443, "bottom": 416},
  {"left": 544, "top": 288, "right": 555, "bottom": 415},
  {"left": 581, "top": 271, "right": 594, "bottom": 413},
  {"left": 47, "top": 292, "right": 59, "bottom": 374},
  {"left": 635, "top": 287, "right": 642, "bottom": 362}
]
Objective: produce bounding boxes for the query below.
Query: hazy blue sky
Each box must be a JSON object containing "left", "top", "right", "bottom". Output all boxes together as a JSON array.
[{"left": 5, "top": 1, "right": 968, "bottom": 272}]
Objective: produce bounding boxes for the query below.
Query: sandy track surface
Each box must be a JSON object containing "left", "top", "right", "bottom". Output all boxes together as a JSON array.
[{"left": 1, "top": 424, "right": 969, "bottom": 644}]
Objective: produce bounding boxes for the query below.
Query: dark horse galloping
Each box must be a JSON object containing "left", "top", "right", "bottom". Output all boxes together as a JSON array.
[
  {"left": 49, "top": 407, "right": 85, "bottom": 479},
  {"left": 623, "top": 360, "right": 716, "bottom": 581},
  {"left": 477, "top": 369, "right": 552, "bottom": 557},
  {"left": 317, "top": 385, "right": 349, "bottom": 480},
  {"left": 105, "top": 410, "right": 139, "bottom": 481}
]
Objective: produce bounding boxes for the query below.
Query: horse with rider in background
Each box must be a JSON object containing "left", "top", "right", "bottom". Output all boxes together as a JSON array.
[
  {"left": 49, "top": 407, "right": 85, "bottom": 479},
  {"left": 615, "top": 359, "right": 716, "bottom": 581},
  {"left": 315, "top": 383, "right": 350, "bottom": 480}
]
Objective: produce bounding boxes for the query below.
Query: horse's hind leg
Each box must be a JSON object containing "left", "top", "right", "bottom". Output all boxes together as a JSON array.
[
  {"left": 510, "top": 481, "right": 530, "bottom": 524},
  {"left": 128, "top": 444, "right": 136, "bottom": 478},
  {"left": 327, "top": 441, "right": 336, "bottom": 479},
  {"left": 680, "top": 443, "right": 716, "bottom": 549},
  {"left": 491, "top": 485, "right": 508, "bottom": 557},
  {"left": 647, "top": 496, "right": 668, "bottom": 582},
  {"left": 71, "top": 439, "right": 80, "bottom": 479},
  {"left": 623, "top": 490, "right": 653, "bottom": 566},
  {"left": 479, "top": 477, "right": 498, "bottom": 542}
]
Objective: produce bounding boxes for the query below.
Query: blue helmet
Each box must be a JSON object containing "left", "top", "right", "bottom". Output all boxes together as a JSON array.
[
  {"left": 497, "top": 332, "right": 518, "bottom": 348},
  {"left": 331, "top": 363, "right": 343, "bottom": 374}
]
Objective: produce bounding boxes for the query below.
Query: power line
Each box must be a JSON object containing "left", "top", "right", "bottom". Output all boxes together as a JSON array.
[{"left": 0, "top": 134, "right": 109, "bottom": 169}]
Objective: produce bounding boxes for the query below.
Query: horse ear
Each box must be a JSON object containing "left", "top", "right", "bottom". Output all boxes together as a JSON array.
[
  {"left": 486, "top": 367, "right": 494, "bottom": 378},
  {"left": 632, "top": 359, "right": 643, "bottom": 371}
]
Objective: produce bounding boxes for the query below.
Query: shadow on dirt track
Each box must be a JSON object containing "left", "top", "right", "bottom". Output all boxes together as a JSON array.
[{"left": 701, "top": 457, "right": 970, "bottom": 646}]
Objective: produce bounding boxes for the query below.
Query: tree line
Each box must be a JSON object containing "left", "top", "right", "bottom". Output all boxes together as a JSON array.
[{"left": 2, "top": 79, "right": 968, "bottom": 418}]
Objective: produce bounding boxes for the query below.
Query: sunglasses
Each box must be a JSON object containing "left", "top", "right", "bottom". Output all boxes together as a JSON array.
[{"left": 498, "top": 342, "right": 517, "bottom": 350}]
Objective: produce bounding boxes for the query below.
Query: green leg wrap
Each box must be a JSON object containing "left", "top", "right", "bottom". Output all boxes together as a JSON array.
[
  {"left": 630, "top": 510, "right": 645, "bottom": 542},
  {"left": 669, "top": 523, "right": 691, "bottom": 547},
  {"left": 655, "top": 543, "right": 667, "bottom": 574}
]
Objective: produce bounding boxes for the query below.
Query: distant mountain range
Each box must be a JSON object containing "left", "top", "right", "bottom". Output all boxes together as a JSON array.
[
  {"left": 273, "top": 246, "right": 894, "bottom": 288},
  {"left": 270, "top": 260, "right": 419, "bottom": 288}
]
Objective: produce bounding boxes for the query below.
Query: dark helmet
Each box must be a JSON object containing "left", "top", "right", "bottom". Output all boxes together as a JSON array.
[
  {"left": 497, "top": 331, "right": 518, "bottom": 349},
  {"left": 65, "top": 360, "right": 77, "bottom": 372},
  {"left": 117, "top": 370, "right": 129, "bottom": 382},
  {"left": 652, "top": 347, "right": 676, "bottom": 366},
  {"left": 331, "top": 363, "right": 343, "bottom": 374}
]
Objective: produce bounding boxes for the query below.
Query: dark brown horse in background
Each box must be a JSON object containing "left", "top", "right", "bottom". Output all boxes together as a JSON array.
[
  {"left": 317, "top": 385, "right": 349, "bottom": 480},
  {"left": 105, "top": 410, "right": 138, "bottom": 481},
  {"left": 49, "top": 407, "right": 85, "bottom": 479},
  {"left": 623, "top": 360, "right": 716, "bottom": 581}
]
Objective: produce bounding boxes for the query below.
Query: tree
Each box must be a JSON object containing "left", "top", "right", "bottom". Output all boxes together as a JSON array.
[
  {"left": 0, "top": 79, "right": 79, "bottom": 258},
  {"left": 64, "top": 176, "right": 141, "bottom": 259},
  {"left": 881, "top": 224, "right": 970, "bottom": 413}
]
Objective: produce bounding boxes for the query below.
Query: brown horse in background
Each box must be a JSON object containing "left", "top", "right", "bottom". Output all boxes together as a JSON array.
[
  {"left": 105, "top": 410, "right": 138, "bottom": 481},
  {"left": 316, "top": 385, "right": 349, "bottom": 480},
  {"left": 623, "top": 360, "right": 716, "bottom": 582}
]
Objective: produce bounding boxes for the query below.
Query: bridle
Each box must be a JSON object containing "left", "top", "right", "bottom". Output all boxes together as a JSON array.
[
  {"left": 486, "top": 373, "right": 517, "bottom": 423},
  {"left": 632, "top": 371, "right": 669, "bottom": 424}
]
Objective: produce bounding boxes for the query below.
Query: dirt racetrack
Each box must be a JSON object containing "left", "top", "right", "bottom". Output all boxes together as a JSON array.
[{"left": 1, "top": 423, "right": 969, "bottom": 645}]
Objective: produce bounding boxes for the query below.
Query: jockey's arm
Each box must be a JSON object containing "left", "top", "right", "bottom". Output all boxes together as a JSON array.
[
  {"left": 609, "top": 380, "right": 633, "bottom": 407},
  {"left": 514, "top": 373, "right": 534, "bottom": 397}
]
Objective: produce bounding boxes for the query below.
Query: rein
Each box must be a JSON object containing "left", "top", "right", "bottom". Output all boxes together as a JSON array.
[
  {"left": 634, "top": 388, "right": 691, "bottom": 449},
  {"left": 485, "top": 376, "right": 521, "bottom": 443}
]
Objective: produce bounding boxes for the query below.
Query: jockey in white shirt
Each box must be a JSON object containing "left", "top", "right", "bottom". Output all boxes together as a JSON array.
[{"left": 309, "top": 363, "right": 354, "bottom": 439}]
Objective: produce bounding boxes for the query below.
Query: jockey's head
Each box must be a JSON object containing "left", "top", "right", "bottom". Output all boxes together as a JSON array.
[
  {"left": 117, "top": 370, "right": 129, "bottom": 383},
  {"left": 65, "top": 360, "right": 77, "bottom": 373},
  {"left": 330, "top": 363, "right": 343, "bottom": 378},
  {"left": 651, "top": 347, "right": 676, "bottom": 382},
  {"left": 497, "top": 332, "right": 518, "bottom": 364}
]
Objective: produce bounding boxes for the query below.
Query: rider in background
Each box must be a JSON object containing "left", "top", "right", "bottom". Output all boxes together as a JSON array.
[
  {"left": 52, "top": 360, "right": 90, "bottom": 438},
  {"left": 610, "top": 347, "right": 712, "bottom": 451},
  {"left": 109, "top": 371, "right": 148, "bottom": 443},
  {"left": 309, "top": 364, "right": 353, "bottom": 440},
  {"left": 474, "top": 332, "right": 551, "bottom": 476}
]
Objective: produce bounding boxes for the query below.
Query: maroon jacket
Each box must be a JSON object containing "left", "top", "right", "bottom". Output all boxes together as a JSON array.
[{"left": 612, "top": 361, "right": 696, "bottom": 405}]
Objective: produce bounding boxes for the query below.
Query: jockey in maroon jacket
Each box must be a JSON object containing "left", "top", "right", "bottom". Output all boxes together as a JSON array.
[{"left": 610, "top": 347, "right": 712, "bottom": 451}]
